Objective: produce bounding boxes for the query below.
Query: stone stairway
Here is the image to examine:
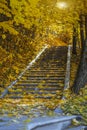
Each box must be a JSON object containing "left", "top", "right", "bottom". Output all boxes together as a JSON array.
[
  {"left": 1, "top": 46, "right": 87, "bottom": 130},
  {"left": 5, "top": 46, "right": 67, "bottom": 100}
]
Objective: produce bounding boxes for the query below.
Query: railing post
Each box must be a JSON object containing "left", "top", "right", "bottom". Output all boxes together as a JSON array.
[
  {"left": 64, "top": 45, "right": 72, "bottom": 90},
  {"left": 62, "top": 45, "right": 72, "bottom": 100}
]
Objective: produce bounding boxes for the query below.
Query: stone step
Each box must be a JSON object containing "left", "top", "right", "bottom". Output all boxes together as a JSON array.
[
  {"left": 26, "top": 71, "right": 65, "bottom": 75},
  {"left": 8, "top": 91, "right": 58, "bottom": 95},
  {"left": 23, "top": 75, "right": 65, "bottom": 78},
  {"left": 27, "top": 115, "right": 83, "bottom": 130},
  {"left": 26, "top": 71, "right": 65, "bottom": 74},
  {"left": 20, "top": 78, "right": 64, "bottom": 82},
  {"left": 7, "top": 93, "right": 62, "bottom": 99},
  {"left": 15, "top": 83, "right": 64, "bottom": 87},
  {"left": 35, "top": 62, "right": 65, "bottom": 65},
  {"left": 25, "top": 77, "right": 64, "bottom": 80},
  {"left": 30, "top": 65, "right": 65, "bottom": 68},
  {"left": 12, "top": 87, "right": 63, "bottom": 91},
  {"left": 24, "top": 73, "right": 65, "bottom": 77},
  {"left": 18, "top": 80, "right": 64, "bottom": 84},
  {"left": 34, "top": 96, "right": 55, "bottom": 99},
  {"left": 27, "top": 69, "right": 64, "bottom": 72},
  {"left": 28, "top": 65, "right": 65, "bottom": 70},
  {"left": 7, "top": 95, "right": 61, "bottom": 99},
  {"left": 7, "top": 94, "right": 62, "bottom": 99},
  {"left": 21, "top": 87, "right": 62, "bottom": 91},
  {"left": 30, "top": 68, "right": 65, "bottom": 70},
  {"left": 23, "top": 73, "right": 65, "bottom": 77}
]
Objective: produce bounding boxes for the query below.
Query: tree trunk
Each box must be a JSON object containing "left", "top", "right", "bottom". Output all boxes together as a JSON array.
[
  {"left": 85, "top": 15, "right": 87, "bottom": 40},
  {"left": 72, "top": 26, "right": 77, "bottom": 55},
  {"left": 7, "top": 0, "right": 11, "bottom": 8},
  {"left": 80, "top": 15, "right": 85, "bottom": 50},
  {"left": 73, "top": 40, "right": 87, "bottom": 94}
]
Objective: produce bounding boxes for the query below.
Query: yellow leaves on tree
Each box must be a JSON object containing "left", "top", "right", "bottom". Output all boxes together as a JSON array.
[{"left": 0, "top": 21, "right": 18, "bottom": 35}]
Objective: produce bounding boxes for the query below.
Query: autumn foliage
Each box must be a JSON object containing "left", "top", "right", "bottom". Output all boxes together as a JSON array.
[
  {"left": 0, "top": 0, "right": 68, "bottom": 90},
  {"left": 0, "top": 0, "right": 87, "bottom": 91}
]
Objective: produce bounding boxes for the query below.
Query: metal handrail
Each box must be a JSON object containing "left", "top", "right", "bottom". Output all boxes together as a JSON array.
[{"left": 0, "top": 45, "right": 48, "bottom": 98}]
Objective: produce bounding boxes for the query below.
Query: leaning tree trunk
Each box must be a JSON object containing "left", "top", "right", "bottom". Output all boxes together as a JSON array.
[
  {"left": 72, "top": 15, "right": 87, "bottom": 94},
  {"left": 85, "top": 15, "right": 87, "bottom": 40},
  {"left": 72, "top": 26, "right": 77, "bottom": 55},
  {"left": 73, "top": 40, "right": 87, "bottom": 94},
  {"left": 80, "top": 15, "right": 85, "bottom": 50}
]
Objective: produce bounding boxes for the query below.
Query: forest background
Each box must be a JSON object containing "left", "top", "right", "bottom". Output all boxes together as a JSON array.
[{"left": 0, "top": 0, "right": 87, "bottom": 95}]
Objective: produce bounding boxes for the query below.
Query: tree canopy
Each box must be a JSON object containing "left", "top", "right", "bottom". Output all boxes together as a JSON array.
[{"left": 0, "top": 0, "right": 87, "bottom": 90}]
